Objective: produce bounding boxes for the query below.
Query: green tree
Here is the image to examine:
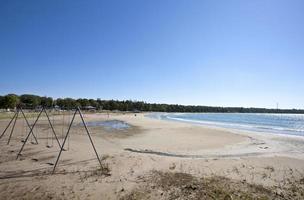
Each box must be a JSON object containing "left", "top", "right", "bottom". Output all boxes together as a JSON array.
[
  {"left": 20, "top": 94, "right": 41, "bottom": 109},
  {"left": 3, "top": 94, "right": 19, "bottom": 109},
  {"left": 0, "top": 96, "right": 4, "bottom": 108},
  {"left": 41, "top": 96, "right": 53, "bottom": 108}
]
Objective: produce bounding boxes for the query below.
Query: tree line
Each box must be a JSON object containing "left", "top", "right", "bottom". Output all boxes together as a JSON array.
[{"left": 0, "top": 93, "right": 303, "bottom": 114}]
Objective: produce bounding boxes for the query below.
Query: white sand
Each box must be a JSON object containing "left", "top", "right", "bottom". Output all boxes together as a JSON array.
[{"left": 0, "top": 112, "right": 304, "bottom": 199}]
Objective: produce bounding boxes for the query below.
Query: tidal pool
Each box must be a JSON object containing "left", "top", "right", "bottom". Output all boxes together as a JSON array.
[{"left": 84, "top": 120, "right": 130, "bottom": 131}]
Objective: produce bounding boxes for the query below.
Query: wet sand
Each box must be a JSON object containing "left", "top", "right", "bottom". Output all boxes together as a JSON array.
[{"left": 0, "top": 112, "right": 304, "bottom": 199}]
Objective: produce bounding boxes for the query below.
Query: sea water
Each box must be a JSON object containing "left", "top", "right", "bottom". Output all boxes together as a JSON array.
[{"left": 148, "top": 113, "right": 304, "bottom": 137}]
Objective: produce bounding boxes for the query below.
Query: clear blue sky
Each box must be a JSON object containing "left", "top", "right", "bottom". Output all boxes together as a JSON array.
[{"left": 1, "top": 0, "right": 303, "bottom": 109}]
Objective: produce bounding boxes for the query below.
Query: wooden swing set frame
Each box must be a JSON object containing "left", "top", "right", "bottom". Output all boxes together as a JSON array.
[{"left": 0, "top": 106, "right": 102, "bottom": 174}]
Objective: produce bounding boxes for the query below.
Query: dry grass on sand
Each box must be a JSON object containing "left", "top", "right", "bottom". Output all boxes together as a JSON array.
[{"left": 121, "top": 171, "right": 304, "bottom": 200}]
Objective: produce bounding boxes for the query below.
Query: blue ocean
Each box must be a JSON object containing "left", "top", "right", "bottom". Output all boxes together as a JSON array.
[{"left": 149, "top": 113, "right": 304, "bottom": 136}]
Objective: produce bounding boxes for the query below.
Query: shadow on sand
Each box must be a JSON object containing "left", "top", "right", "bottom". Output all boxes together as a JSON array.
[{"left": 0, "top": 158, "right": 109, "bottom": 180}]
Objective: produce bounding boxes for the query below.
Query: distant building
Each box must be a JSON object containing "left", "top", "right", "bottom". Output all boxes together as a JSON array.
[
  {"left": 54, "top": 105, "right": 61, "bottom": 111},
  {"left": 83, "top": 106, "right": 96, "bottom": 111}
]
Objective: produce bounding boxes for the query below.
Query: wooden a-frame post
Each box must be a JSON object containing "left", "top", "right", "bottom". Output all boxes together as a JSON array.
[
  {"left": 16, "top": 107, "right": 62, "bottom": 159},
  {"left": 0, "top": 107, "right": 39, "bottom": 145},
  {"left": 52, "top": 107, "right": 102, "bottom": 174}
]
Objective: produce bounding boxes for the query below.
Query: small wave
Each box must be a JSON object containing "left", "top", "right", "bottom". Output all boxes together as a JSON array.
[{"left": 163, "top": 114, "right": 304, "bottom": 136}]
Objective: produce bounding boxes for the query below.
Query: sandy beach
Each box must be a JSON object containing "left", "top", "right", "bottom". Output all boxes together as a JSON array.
[
  {"left": 1, "top": 112, "right": 304, "bottom": 199},
  {"left": 2, "top": 0, "right": 304, "bottom": 199}
]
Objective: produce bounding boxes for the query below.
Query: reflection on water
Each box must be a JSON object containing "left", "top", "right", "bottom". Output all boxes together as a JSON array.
[{"left": 84, "top": 120, "right": 130, "bottom": 131}]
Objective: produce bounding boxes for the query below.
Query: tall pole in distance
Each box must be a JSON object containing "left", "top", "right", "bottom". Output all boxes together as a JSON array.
[
  {"left": 0, "top": 112, "right": 17, "bottom": 139},
  {"left": 43, "top": 108, "right": 62, "bottom": 149},
  {"left": 78, "top": 107, "right": 102, "bottom": 168},
  {"left": 1, "top": 108, "right": 39, "bottom": 144},
  {"left": 19, "top": 108, "right": 39, "bottom": 144},
  {"left": 7, "top": 111, "right": 19, "bottom": 145},
  {"left": 16, "top": 109, "right": 43, "bottom": 159},
  {"left": 52, "top": 109, "right": 77, "bottom": 174}
]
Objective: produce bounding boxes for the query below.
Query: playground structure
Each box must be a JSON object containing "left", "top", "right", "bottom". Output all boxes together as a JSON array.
[
  {"left": 0, "top": 107, "right": 38, "bottom": 145},
  {"left": 51, "top": 107, "right": 102, "bottom": 173},
  {"left": 0, "top": 106, "right": 102, "bottom": 174},
  {"left": 16, "top": 107, "right": 62, "bottom": 159}
]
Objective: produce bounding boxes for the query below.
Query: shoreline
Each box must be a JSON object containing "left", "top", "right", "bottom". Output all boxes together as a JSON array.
[
  {"left": 93, "top": 113, "right": 304, "bottom": 161},
  {"left": 147, "top": 112, "right": 304, "bottom": 138},
  {"left": 1, "top": 112, "right": 304, "bottom": 199}
]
